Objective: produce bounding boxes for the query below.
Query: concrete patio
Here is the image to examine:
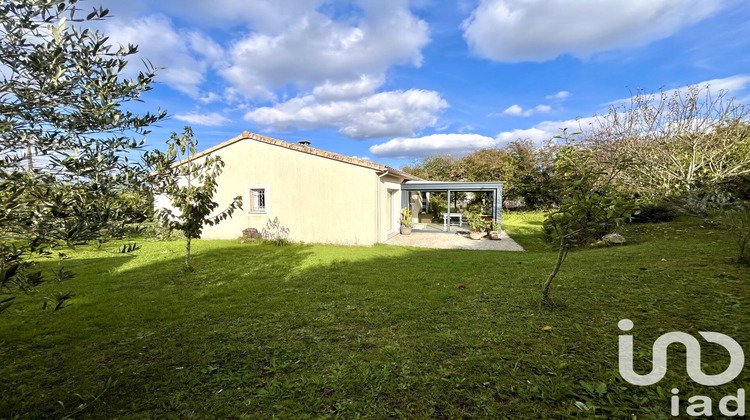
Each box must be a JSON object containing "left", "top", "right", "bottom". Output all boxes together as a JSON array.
[{"left": 385, "top": 230, "right": 524, "bottom": 251}]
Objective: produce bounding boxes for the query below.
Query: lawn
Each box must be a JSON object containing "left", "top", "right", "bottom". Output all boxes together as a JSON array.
[{"left": 1, "top": 213, "right": 748, "bottom": 418}]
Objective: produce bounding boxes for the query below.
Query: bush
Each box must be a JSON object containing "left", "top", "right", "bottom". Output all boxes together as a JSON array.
[
  {"left": 629, "top": 201, "right": 679, "bottom": 224},
  {"left": 429, "top": 194, "right": 446, "bottom": 223},
  {"left": 142, "top": 222, "right": 185, "bottom": 241}
]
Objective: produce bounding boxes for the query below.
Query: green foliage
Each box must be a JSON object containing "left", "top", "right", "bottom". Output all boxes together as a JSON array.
[
  {"left": 41, "top": 291, "right": 74, "bottom": 311},
  {"left": 428, "top": 194, "right": 447, "bottom": 223},
  {"left": 541, "top": 131, "right": 636, "bottom": 306},
  {"left": 587, "top": 86, "right": 750, "bottom": 199},
  {"left": 400, "top": 207, "right": 413, "bottom": 227},
  {"left": 723, "top": 174, "right": 750, "bottom": 201},
  {"left": 453, "top": 148, "right": 514, "bottom": 184},
  {"left": 115, "top": 243, "right": 141, "bottom": 254},
  {"left": 465, "top": 212, "right": 490, "bottom": 232},
  {"left": 629, "top": 200, "right": 678, "bottom": 224},
  {"left": 0, "top": 245, "right": 44, "bottom": 313},
  {"left": 401, "top": 140, "right": 560, "bottom": 208},
  {"left": 0, "top": 0, "right": 166, "bottom": 310},
  {"left": 504, "top": 140, "right": 560, "bottom": 207},
  {"left": 147, "top": 127, "right": 242, "bottom": 268},
  {"left": 543, "top": 142, "right": 633, "bottom": 247},
  {"left": 141, "top": 222, "right": 186, "bottom": 241},
  {"left": 402, "top": 154, "right": 457, "bottom": 181}
]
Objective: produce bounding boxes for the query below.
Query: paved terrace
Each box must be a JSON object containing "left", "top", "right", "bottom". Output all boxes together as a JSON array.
[{"left": 385, "top": 230, "right": 524, "bottom": 251}]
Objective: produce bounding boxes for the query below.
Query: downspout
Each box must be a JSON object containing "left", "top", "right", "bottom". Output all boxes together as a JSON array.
[{"left": 376, "top": 169, "right": 390, "bottom": 243}]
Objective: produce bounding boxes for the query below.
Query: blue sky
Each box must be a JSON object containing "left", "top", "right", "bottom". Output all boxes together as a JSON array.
[{"left": 95, "top": 0, "right": 750, "bottom": 168}]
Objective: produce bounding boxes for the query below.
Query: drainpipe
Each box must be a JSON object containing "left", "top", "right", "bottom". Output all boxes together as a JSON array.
[{"left": 376, "top": 169, "right": 390, "bottom": 243}]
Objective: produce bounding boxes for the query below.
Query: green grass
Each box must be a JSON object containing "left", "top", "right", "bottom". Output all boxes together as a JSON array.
[{"left": 1, "top": 213, "right": 748, "bottom": 418}]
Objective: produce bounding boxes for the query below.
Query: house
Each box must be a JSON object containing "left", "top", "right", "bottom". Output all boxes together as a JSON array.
[{"left": 157, "top": 131, "right": 504, "bottom": 246}]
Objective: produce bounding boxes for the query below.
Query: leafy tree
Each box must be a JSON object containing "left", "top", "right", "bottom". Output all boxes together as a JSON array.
[
  {"left": 0, "top": 0, "right": 166, "bottom": 312},
  {"left": 541, "top": 131, "right": 635, "bottom": 307},
  {"left": 505, "top": 139, "right": 560, "bottom": 207},
  {"left": 402, "top": 154, "right": 459, "bottom": 181},
  {"left": 586, "top": 86, "right": 750, "bottom": 201},
  {"left": 148, "top": 127, "right": 242, "bottom": 270},
  {"left": 402, "top": 141, "right": 562, "bottom": 207},
  {"left": 454, "top": 148, "right": 514, "bottom": 183}
]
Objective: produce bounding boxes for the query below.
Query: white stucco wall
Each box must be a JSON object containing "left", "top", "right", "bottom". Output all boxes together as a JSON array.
[{"left": 153, "top": 138, "right": 419, "bottom": 246}]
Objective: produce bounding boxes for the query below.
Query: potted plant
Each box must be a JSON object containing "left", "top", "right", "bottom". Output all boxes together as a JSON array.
[
  {"left": 466, "top": 212, "right": 488, "bottom": 240},
  {"left": 400, "top": 207, "right": 413, "bottom": 235},
  {"left": 489, "top": 220, "right": 501, "bottom": 240}
]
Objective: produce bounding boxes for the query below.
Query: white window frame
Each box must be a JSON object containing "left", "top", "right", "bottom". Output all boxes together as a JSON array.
[{"left": 245, "top": 184, "right": 270, "bottom": 215}]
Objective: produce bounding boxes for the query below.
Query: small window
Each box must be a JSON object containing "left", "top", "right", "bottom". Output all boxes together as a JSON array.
[
  {"left": 245, "top": 184, "right": 270, "bottom": 215},
  {"left": 251, "top": 189, "right": 266, "bottom": 212}
]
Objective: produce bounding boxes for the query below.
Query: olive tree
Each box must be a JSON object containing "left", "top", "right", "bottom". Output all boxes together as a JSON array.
[
  {"left": 148, "top": 127, "right": 242, "bottom": 270},
  {"left": 0, "top": 0, "right": 166, "bottom": 311}
]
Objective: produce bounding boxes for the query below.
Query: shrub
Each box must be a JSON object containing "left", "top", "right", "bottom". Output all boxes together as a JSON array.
[
  {"left": 465, "top": 212, "right": 490, "bottom": 232},
  {"left": 142, "top": 222, "right": 185, "bottom": 241},
  {"left": 261, "top": 217, "right": 291, "bottom": 246},
  {"left": 629, "top": 201, "right": 678, "bottom": 224},
  {"left": 429, "top": 194, "right": 446, "bottom": 223}
]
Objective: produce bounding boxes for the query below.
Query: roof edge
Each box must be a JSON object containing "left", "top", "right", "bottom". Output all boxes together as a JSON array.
[{"left": 172, "top": 131, "right": 423, "bottom": 181}]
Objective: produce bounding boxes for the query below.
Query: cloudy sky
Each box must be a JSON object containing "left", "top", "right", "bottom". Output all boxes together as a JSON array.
[{"left": 95, "top": 0, "right": 750, "bottom": 167}]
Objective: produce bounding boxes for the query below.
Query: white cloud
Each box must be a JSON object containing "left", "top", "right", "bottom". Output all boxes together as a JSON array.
[
  {"left": 500, "top": 104, "right": 551, "bottom": 117},
  {"left": 97, "top": 1, "right": 430, "bottom": 103},
  {"left": 312, "top": 75, "right": 385, "bottom": 102},
  {"left": 132, "top": 0, "right": 328, "bottom": 32},
  {"left": 494, "top": 128, "right": 550, "bottom": 144},
  {"left": 369, "top": 116, "right": 601, "bottom": 158},
  {"left": 104, "top": 15, "right": 215, "bottom": 96},
  {"left": 245, "top": 88, "right": 448, "bottom": 139},
  {"left": 547, "top": 91, "right": 570, "bottom": 100},
  {"left": 502, "top": 104, "right": 524, "bottom": 116},
  {"left": 221, "top": 3, "right": 429, "bottom": 99},
  {"left": 370, "top": 133, "right": 497, "bottom": 158},
  {"left": 605, "top": 74, "right": 750, "bottom": 105},
  {"left": 198, "top": 92, "right": 222, "bottom": 104},
  {"left": 496, "top": 116, "right": 600, "bottom": 145},
  {"left": 462, "top": 0, "right": 723, "bottom": 62},
  {"left": 175, "top": 112, "right": 231, "bottom": 126}
]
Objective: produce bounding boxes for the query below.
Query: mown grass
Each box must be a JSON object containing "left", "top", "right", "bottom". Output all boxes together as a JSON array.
[{"left": 1, "top": 213, "right": 748, "bottom": 418}]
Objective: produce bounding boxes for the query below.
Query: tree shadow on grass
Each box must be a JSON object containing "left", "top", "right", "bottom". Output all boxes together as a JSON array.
[{"left": 3, "top": 238, "right": 749, "bottom": 418}]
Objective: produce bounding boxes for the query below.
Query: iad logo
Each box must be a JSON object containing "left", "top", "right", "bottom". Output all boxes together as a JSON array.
[{"left": 617, "top": 319, "right": 746, "bottom": 417}]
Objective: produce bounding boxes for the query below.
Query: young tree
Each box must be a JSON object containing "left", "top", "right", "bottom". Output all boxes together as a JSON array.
[
  {"left": 148, "top": 127, "right": 242, "bottom": 270},
  {"left": 0, "top": 0, "right": 166, "bottom": 311},
  {"left": 541, "top": 131, "right": 635, "bottom": 307}
]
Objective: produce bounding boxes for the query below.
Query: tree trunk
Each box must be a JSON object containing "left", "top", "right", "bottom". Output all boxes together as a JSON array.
[
  {"left": 541, "top": 238, "right": 567, "bottom": 307},
  {"left": 26, "top": 141, "right": 33, "bottom": 171},
  {"left": 185, "top": 236, "right": 192, "bottom": 270}
]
